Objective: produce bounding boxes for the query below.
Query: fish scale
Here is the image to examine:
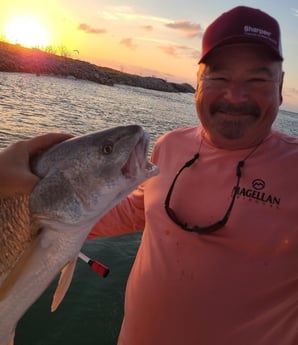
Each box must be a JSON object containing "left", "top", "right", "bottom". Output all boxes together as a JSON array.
[
  {"left": 0, "top": 194, "right": 36, "bottom": 280},
  {"left": 0, "top": 125, "right": 159, "bottom": 345}
]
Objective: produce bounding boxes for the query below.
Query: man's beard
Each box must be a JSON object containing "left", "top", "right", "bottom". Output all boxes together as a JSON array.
[{"left": 209, "top": 101, "right": 261, "bottom": 139}]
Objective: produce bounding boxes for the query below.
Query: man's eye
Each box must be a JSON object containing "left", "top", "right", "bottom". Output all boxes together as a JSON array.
[
  {"left": 204, "top": 76, "right": 228, "bottom": 82},
  {"left": 248, "top": 78, "right": 267, "bottom": 82},
  {"left": 211, "top": 77, "right": 227, "bottom": 81}
]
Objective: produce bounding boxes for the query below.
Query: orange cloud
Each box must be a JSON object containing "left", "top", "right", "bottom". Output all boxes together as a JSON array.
[
  {"left": 159, "top": 45, "right": 179, "bottom": 57},
  {"left": 159, "top": 44, "right": 200, "bottom": 60},
  {"left": 140, "top": 25, "right": 153, "bottom": 31},
  {"left": 78, "top": 23, "right": 106, "bottom": 34},
  {"left": 165, "top": 21, "right": 203, "bottom": 38},
  {"left": 120, "top": 38, "right": 137, "bottom": 49}
]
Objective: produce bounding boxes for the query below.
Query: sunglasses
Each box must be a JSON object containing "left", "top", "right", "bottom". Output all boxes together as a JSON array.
[{"left": 164, "top": 153, "right": 244, "bottom": 233}]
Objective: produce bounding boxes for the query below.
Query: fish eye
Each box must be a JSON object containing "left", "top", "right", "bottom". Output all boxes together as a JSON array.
[{"left": 102, "top": 143, "right": 113, "bottom": 155}]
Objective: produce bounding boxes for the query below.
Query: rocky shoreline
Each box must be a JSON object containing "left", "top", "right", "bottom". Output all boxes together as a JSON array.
[{"left": 0, "top": 41, "right": 195, "bottom": 93}]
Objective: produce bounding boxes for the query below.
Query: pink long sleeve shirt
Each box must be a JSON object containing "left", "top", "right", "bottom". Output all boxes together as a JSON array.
[{"left": 89, "top": 126, "right": 298, "bottom": 345}]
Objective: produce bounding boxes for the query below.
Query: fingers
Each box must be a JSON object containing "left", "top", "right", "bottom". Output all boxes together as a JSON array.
[
  {"left": 0, "top": 133, "right": 73, "bottom": 197},
  {"left": 26, "top": 133, "right": 73, "bottom": 156}
]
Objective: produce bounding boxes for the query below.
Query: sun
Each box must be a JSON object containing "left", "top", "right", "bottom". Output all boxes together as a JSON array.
[{"left": 4, "top": 16, "right": 50, "bottom": 48}]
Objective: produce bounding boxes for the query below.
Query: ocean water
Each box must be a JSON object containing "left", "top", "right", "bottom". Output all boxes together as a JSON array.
[
  {"left": 1, "top": 72, "right": 298, "bottom": 345},
  {"left": 0, "top": 72, "right": 200, "bottom": 150}
]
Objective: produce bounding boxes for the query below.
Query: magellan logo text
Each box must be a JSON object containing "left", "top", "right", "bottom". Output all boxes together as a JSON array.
[{"left": 235, "top": 178, "right": 280, "bottom": 207}]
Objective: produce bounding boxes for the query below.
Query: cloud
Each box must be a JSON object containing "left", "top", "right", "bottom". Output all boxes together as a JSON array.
[
  {"left": 100, "top": 6, "right": 173, "bottom": 24},
  {"left": 136, "top": 36, "right": 178, "bottom": 45},
  {"left": 159, "top": 44, "right": 200, "bottom": 60},
  {"left": 140, "top": 25, "right": 153, "bottom": 31},
  {"left": 78, "top": 23, "right": 106, "bottom": 34},
  {"left": 120, "top": 38, "right": 137, "bottom": 50},
  {"left": 159, "top": 45, "right": 179, "bottom": 57},
  {"left": 282, "top": 87, "right": 298, "bottom": 112},
  {"left": 99, "top": 6, "right": 204, "bottom": 41},
  {"left": 292, "top": 8, "right": 298, "bottom": 16},
  {"left": 165, "top": 21, "right": 203, "bottom": 38},
  {"left": 285, "top": 87, "right": 298, "bottom": 95}
]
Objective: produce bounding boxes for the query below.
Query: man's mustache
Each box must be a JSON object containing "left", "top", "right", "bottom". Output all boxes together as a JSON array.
[{"left": 210, "top": 102, "right": 260, "bottom": 117}]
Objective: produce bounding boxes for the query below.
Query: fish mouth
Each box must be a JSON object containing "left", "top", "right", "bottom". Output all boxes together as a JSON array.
[{"left": 121, "top": 131, "right": 159, "bottom": 178}]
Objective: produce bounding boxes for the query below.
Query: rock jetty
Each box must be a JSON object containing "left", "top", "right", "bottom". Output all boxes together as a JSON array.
[{"left": 0, "top": 41, "right": 195, "bottom": 93}]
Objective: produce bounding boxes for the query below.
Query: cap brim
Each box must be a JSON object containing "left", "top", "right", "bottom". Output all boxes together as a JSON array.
[{"left": 199, "top": 36, "right": 283, "bottom": 63}]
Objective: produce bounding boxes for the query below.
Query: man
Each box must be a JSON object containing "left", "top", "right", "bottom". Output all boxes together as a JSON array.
[
  {"left": 0, "top": 133, "right": 71, "bottom": 196},
  {"left": 89, "top": 6, "right": 298, "bottom": 345}
]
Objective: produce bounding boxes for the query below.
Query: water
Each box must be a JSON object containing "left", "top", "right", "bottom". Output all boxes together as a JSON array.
[
  {"left": 0, "top": 72, "right": 200, "bottom": 150},
  {"left": 1, "top": 72, "right": 297, "bottom": 345}
]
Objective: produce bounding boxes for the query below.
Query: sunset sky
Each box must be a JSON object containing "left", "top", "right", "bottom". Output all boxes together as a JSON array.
[{"left": 1, "top": 0, "right": 298, "bottom": 111}]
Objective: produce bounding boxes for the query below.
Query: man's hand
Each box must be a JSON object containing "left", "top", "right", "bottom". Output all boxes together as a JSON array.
[{"left": 0, "top": 133, "right": 72, "bottom": 196}]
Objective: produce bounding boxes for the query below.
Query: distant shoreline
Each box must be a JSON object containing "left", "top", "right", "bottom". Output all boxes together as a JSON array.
[{"left": 0, "top": 41, "right": 195, "bottom": 94}]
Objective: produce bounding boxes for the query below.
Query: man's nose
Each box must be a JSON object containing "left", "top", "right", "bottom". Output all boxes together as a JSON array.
[{"left": 222, "top": 81, "right": 250, "bottom": 103}]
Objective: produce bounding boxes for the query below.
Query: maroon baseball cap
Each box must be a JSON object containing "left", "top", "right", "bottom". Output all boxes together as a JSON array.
[{"left": 199, "top": 6, "right": 283, "bottom": 63}]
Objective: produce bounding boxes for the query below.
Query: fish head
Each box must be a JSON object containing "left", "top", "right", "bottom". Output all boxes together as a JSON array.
[{"left": 30, "top": 125, "right": 158, "bottom": 230}]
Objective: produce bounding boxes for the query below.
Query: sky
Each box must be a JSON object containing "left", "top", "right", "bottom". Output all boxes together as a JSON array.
[{"left": 1, "top": 0, "right": 298, "bottom": 112}]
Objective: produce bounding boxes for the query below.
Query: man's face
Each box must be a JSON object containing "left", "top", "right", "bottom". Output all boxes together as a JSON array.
[{"left": 195, "top": 43, "right": 284, "bottom": 149}]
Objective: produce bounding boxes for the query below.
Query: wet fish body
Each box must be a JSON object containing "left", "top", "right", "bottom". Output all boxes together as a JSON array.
[{"left": 0, "top": 125, "right": 158, "bottom": 345}]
